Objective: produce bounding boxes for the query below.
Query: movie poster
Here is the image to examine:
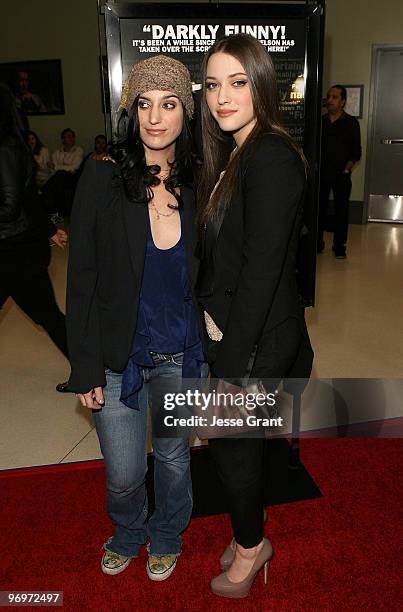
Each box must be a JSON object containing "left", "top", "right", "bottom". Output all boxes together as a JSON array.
[
  {"left": 118, "top": 19, "right": 306, "bottom": 144},
  {"left": 105, "top": 3, "right": 324, "bottom": 305}
]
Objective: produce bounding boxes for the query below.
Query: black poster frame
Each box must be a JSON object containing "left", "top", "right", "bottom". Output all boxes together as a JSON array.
[{"left": 103, "top": 1, "right": 325, "bottom": 307}]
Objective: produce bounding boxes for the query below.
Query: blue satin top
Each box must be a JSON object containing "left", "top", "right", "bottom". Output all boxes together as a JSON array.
[{"left": 120, "top": 210, "right": 204, "bottom": 409}]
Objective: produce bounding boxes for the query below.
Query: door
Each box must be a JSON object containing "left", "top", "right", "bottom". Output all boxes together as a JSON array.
[{"left": 367, "top": 46, "right": 403, "bottom": 223}]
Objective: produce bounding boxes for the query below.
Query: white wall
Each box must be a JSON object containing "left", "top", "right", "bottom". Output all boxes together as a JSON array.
[
  {"left": 0, "top": 0, "right": 105, "bottom": 155},
  {"left": 324, "top": 0, "right": 403, "bottom": 203}
]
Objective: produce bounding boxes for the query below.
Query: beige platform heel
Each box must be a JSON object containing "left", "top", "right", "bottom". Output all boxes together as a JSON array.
[{"left": 211, "top": 537, "right": 273, "bottom": 599}]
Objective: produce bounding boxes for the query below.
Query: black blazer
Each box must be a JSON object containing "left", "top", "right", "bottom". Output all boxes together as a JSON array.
[
  {"left": 196, "top": 133, "right": 313, "bottom": 383},
  {"left": 66, "top": 160, "right": 200, "bottom": 393}
]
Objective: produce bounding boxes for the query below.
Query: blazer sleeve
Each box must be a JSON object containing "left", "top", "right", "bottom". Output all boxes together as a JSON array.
[
  {"left": 212, "top": 136, "right": 305, "bottom": 382},
  {"left": 66, "top": 161, "right": 106, "bottom": 393}
]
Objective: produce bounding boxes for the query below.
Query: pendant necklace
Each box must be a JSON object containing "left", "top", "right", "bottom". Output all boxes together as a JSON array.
[
  {"left": 150, "top": 201, "right": 178, "bottom": 220},
  {"left": 156, "top": 170, "right": 170, "bottom": 181}
]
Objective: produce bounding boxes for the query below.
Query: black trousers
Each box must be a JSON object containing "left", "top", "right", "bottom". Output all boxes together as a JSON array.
[
  {"left": 0, "top": 239, "right": 68, "bottom": 358},
  {"left": 209, "top": 437, "right": 265, "bottom": 548},
  {"left": 208, "top": 318, "right": 301, "bottom": 548},
  {"left": 318, "top": 172, "right": 352, "bottom": 252}
]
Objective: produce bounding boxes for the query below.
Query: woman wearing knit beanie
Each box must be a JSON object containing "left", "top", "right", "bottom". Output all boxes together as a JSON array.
[{"left": 66, "top": 55, "right": 206, "bottom": 581}]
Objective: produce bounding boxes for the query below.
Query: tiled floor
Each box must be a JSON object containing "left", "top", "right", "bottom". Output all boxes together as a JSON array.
[
  {"left": 306, "top": 223, "right": 403, "bottom": 378},
  {"left": 0, "top": 223, "right": 402, "bottom": 469}
]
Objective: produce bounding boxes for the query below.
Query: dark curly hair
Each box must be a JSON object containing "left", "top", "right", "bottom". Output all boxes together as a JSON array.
[{"left": 109, "top": 96, "right": 198, "bottom": 207}]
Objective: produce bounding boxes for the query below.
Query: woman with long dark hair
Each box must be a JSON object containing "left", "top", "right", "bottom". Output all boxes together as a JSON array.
[
  {"left": 66, "top": 56, "right": 205, "bottom": 580},
  {"left": 26, "top": 130, "right": 52, "bottom": 187},
  {"left": 196, "top": 35, "right": 313, "bottom": 598},
  {"left": 0, "top": 83, "right": 68, "bottom": 370}
]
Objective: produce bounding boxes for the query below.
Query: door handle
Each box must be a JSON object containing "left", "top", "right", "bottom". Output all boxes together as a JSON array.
[{"left": 381, "top": 138, "right": 403, "bottom": 144}]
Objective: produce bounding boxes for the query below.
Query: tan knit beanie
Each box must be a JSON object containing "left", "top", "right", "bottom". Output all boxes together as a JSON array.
[{"left": 119, "top": 55, "right": 194, "bottom": 118}]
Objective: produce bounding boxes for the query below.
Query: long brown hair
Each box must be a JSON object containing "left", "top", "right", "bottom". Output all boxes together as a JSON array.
[{"left": 198, "top": 34, "right": 305, "bottom": 224}]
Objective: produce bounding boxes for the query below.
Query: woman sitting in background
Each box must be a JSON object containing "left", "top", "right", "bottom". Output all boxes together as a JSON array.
[{"left": 26, "top": 130, "right": 52, "bottom": 188}]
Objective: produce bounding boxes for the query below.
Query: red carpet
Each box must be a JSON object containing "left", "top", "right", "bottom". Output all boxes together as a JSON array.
[{"left": 1, "top": 439, "right": 402, "bottom": 611}]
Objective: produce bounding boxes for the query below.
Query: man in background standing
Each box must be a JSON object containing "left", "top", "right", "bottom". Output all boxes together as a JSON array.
[{"left": 318, "top": 85, "right": 362, "bottom": 259}]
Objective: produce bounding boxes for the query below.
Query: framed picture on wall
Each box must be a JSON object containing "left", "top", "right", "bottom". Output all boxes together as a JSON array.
[
  {"left": 0, "top": 59, "right": 65, "bottom": 116},
  {"left": 342, "top": 84, "right": 364, "bottom": 118}
]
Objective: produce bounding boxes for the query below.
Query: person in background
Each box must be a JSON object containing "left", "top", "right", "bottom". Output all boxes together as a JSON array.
[
  {"left": 89, "top": 134, "right": 108, "bottom": 160},
  {"left": 77, "top": 135, "right": 108, "bottom": 176},
  {"left": 26, "top": 130, "right": 52, "bottom": 188},
  {"left": 49, "top": 128, "right": 83, "bottom": 173},
  {"left": 196, "top": 34, "right": 313, "bottom": 599},
  {"left": 318, "top": 85, "right": 361, "bottom": 259},
  {"left": 41, "top": 128, "right": 83, "bottom": 218},
  {"left": 0, "top": 83, "right": 69, "bottom": 390}
]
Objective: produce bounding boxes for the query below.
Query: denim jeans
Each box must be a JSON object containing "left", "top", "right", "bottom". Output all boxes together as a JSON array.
[{"left": 93, "top": 353, "right": 200, "bottom": 557}]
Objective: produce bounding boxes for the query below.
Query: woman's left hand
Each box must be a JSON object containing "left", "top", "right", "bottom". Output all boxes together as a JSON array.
[{"left": 77, "top": 387, "right": 104, "bottom": 409}]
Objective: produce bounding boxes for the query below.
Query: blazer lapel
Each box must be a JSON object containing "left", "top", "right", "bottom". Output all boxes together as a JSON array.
[
  {"left": 203, "top": 200, "right": 226, "bottom": 265},
  {"left": 121, "top": 190, "right": 148, "bottom": 282},
  {"left": 182, "top": 185, "right": 199, "bottom": 288},
  {"left": 211, "top": 203, "right": 226, "bottom": 242}
]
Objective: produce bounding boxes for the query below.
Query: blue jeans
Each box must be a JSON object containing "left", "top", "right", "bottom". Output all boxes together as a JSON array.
[{"left": 93, "top": 353, "right": 200, "bottom": 557}]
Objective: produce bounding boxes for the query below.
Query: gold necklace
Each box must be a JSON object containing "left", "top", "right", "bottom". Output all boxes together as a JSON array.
[
  {"left": 157, "top": 172, "right": 170, "bottom": 181},
  {"left": 150, "top": 201, "right": 178, "bottom": 220}
]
